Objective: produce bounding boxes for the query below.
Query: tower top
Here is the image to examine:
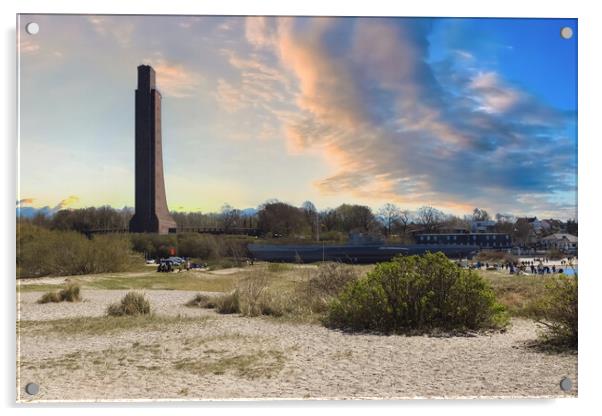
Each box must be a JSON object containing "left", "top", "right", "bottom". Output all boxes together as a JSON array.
[{"left": 137, "top": 64, "right": 156, "bottom": 90}]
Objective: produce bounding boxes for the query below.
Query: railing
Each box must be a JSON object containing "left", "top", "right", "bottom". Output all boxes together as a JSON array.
[
  {"left": 178, "top": 227, "right": 260, "bottom": 236},
  {"left": 84, "top": 227, "right": 260, "bottom": 236}
]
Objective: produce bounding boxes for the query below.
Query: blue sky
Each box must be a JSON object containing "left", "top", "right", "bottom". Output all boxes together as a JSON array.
[{"left": 17, "top": 15, "right": 577, "bottom": 219}]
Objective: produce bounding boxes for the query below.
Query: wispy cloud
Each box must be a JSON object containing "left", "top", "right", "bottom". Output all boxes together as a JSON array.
[
  {"left": 143, "top": 57, "right": 204, "bottom": 98},
  {"left": 238, "top": 17, "right": 576, "bottom": 216}
]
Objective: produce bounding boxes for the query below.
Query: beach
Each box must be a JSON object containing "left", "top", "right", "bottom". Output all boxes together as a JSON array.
[{"left": 17, "top": 289, "right": 577, "bottom": 401}]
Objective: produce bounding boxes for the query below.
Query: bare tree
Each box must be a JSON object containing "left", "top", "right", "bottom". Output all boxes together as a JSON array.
[
  {"left": 472, "top": 207, "right": 490, "bottom": 222},
  {"left": 399, "top": 209, "right": 411, "bottom": 237},
  {"left": 220, "top": 203, "right": 241, "bottom": 232},
  {"left": 416, "top": 206, "right": 444, "bottom": 233},
  {"left": 378, "top": 203, "right": 402, "bottom": 236},
  {"left": 301, "top": 200, "right": 319, "bottom": 241}
]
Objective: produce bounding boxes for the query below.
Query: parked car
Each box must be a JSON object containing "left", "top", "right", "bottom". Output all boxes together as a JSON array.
[{"left": 167, "top": 256, "right": 184, "bottom": 265}]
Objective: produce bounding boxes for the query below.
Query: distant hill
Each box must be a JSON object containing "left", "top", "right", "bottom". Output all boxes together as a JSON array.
[
  {"left": 240, "top": 208, "right": 258, "bottom": 217},
  {"left": 16, "top": 206, "right": 52, "bottom": 218}
]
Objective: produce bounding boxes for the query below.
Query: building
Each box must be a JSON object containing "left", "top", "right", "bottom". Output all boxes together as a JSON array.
[
  {"left": 129, "top": 65, "right": 177, "bottom": 234},
  {"left": 415, "top": 233, "right": 512, "bottom": 249},
  {"left": 470, "top": 220, "right": 496, "bottom": 233},
  {"left": 540, "top": 233, "right": 578, "bottom": 253}
]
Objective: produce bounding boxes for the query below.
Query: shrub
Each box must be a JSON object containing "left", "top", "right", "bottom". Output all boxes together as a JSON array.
[
  {"left": 237, "top": 273, "right": 270, "bottom": 316},
  {"left": 107, "top": 292, "right": 151, "bottom": 316},
  {"left": 326, "top": 252, "right": 508, "bottom": 333},
  {"left": 530, "top": 275, "right": 577, "bottom": 348},
  {"left": 17, "top": 223, "right": 137, "bottom": 278},
  {"left": 38, "top": 291, "right": 61, "bottom": 304},
  {"left": 300, "top": 263, "right": 360, "bottom": 313},
  {"left": 37, "top": 284, "right": 82, "bottom": 304},
  {"left": 186, "top": 293, "right": 218, "bottom": 309},
  {"left": 215, "top": 291, "right": 240, "bottom": 314},
  {"left": 58, "top": 284, "right": 81, "bottom": 302}
]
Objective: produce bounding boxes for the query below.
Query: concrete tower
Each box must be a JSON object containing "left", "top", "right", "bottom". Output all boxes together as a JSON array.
[{"left": 129, "top": 65, "right": 177, "bottom": 234}]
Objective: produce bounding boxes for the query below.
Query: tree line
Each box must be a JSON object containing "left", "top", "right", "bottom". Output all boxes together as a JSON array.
[{"left": 18, "top": 202, "right": 577, "bottom": 244}]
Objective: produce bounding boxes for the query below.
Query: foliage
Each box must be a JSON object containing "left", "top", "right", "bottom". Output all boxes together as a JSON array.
[
  {"left": 530, "top": 275, "right": 578, "bottom": 348},
  {"left": 326, "top": 252, "right": 508, "bottom": 333},
  {"left": 106, "top": 292, "right": 151, "bottom": 316},
  {"left": 257, "top": 202, "right": 309, "bottom": 237},
  {"left": 17, "top": 223, "right": 136, "bottom": 278},
  {"left": 129, "top": 232, "right": 250, "bottom": 262}
]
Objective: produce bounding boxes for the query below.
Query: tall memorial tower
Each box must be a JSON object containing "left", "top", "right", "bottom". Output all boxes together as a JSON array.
[{"left": 129, "top": 65, "right": 177, "bottom": 234}]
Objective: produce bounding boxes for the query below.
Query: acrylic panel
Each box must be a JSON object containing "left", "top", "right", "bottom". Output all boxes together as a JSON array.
[{"left": 16, "top": 14, "right": 578, "bottom": 402}]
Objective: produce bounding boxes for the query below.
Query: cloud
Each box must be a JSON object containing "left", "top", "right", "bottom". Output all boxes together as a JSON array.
[
  {"left": 87, "top": 16, "right": 134, "bottom": 48},
  {"left": 17, "top": 198, "right": 35, "bottom": 206},
  {"left": 469, "top": 72, "right": 520, "bottom": 113},
  {"left": 19, "top": 39, "right": 40, "bottom": 54},
  {"left": 214, "top": 49, "right": 292, "bottom": 113},
  {"left": 241, "top": 17, "right": 576, "bottom": 217},
  {"left": 143, "top": 58, "right": 204, "bottom": 98},
  {"left": 53, "top": 195, "right": 79, "bottom": 211},
  {"left": 16, "top": 196, "right": 80, "bottom": 218}
]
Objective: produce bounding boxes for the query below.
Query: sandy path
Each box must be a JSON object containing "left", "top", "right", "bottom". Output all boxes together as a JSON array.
[{"left": 17, "top": 290, "right": 577, "bottom": 401}]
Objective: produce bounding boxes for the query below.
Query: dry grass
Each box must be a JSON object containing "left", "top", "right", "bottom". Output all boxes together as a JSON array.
[
  {"left": 18, "top": 314, "right": 210, "bottom": 336},
  {"left": 37, "top": 284, "right": 81, "bottom": 304},
  {"left": 173, "top": 350, "right": 285, "bottom": 379},
  {"left": 107, "top": 292, "right": 151, "bottom": 316},
  {"left": 478, "top": 270, "right": 551, "bottom": 317},
  {"left": 185, "top": 293, "right": 218, "bottom": 309}
]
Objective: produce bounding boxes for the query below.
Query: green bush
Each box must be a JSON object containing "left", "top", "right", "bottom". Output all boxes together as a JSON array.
[
  {"left": 531, "top": 275, "right": 577, "bottom": 348},
  {"left": 17, "top": 223, "right": 136, "bottom": 278},
  {"left": 37, "top": 284, "right": 82, "bottom": 304},
  {"left": 326, "top": 252, "right": 508, "bottom": 333},
  {"left": 107, "top": 292, "right": 151, "bottom": 316}
]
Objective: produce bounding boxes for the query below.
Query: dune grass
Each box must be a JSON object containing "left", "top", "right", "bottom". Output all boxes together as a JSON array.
[
  {"left": 18, "top": 314, "right": 211, "bottom": 336},
  {"left": 173, "top": 350, "right": 285, "bottom": 379},
  {"left": 478, "top": 270, "right": 552, "bottom": 318}
]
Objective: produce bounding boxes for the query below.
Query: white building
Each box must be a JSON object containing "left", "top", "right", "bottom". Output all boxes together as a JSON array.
[{"left": 540, "top": 233, "right": 578, "bottom": 253}]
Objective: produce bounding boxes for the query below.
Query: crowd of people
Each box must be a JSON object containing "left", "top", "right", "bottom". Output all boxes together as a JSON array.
[{"left": 463, "top": 256, "right": 576, "bottom": 275}]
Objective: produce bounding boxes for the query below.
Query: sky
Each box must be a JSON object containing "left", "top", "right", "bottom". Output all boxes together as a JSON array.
[{"left": 17, "top": 15, "right": 577, "bottom": 219}]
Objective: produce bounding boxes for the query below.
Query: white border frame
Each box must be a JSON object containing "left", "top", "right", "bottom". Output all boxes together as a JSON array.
[{"left": 3, "top": 0, "right": 601, "bottom": 414}]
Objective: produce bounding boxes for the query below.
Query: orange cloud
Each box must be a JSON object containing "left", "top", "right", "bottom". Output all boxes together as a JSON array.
[
  {"left": 143, "top": 58, "right": 204, "bottom": 98},
  {"left": 17, "top": 198, "right": 35, "bottom": 206}
]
